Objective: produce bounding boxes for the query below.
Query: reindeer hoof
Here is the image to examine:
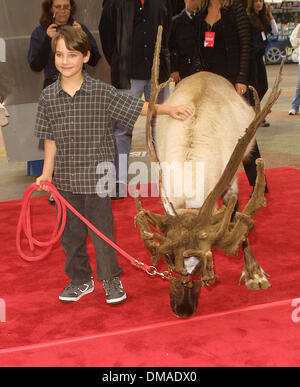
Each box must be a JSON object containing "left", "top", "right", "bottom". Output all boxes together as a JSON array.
[{"left": 239, "top": 269, "right": 271, "bottom": 290}]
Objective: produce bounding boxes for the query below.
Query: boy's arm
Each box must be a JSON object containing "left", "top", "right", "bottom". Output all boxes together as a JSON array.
[
  {"left": 141, "top": 102, "right": 194, "bottom": 120},
  {"left": 36, "top": 139, "right": 56, "bottom": 192}
]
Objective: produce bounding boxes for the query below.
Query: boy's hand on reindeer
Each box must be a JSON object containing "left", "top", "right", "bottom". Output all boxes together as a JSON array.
[{"left": 170, "top": 105, "right": 194, "bottom": 120}]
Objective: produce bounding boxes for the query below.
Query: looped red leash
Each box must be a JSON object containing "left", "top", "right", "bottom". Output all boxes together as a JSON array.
[{"left": 16, "top": 182, "right": 153, "bottom": 274}]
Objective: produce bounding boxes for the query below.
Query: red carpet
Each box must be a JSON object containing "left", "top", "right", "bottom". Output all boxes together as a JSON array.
[{"left": 1, "top": 166, "right": 300, "bottom": 366}]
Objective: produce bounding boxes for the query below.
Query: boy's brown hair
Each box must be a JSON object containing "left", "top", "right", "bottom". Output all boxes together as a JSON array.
[{"left": 51, "top": 25, "right": 91, "bottom": 55}]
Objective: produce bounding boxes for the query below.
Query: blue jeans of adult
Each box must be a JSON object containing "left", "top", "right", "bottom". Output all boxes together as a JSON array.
[
  {"left": 114, "top": 79, "right": 169, "bottom": 191},
  {"left": 290, "top": 64, "right": 300, "bottom": 113}
]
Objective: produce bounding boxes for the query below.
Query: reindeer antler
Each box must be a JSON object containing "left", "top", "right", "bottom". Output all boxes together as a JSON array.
[
  {"left": 196, "top": 58, "right": 285, "bottom": 226},
  {"left": 145, "top": 26, "right": 176, "bottom": 216},
  {"left": 146, "top": 26, "right": 170, "bottom": 162},
  {"left": 248, "top": 86, "right": 261, "bottom": 115}
]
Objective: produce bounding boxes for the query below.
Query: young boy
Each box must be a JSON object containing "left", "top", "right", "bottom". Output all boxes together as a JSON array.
[{"left": 35, "top": 25, "right": 193, "bottom": 305}]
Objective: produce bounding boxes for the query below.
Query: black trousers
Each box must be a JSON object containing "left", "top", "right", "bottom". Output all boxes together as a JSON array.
[
  {"left": 58, "top": 190, "right": 123, "bottom": 285},
  {"left": 242, "top": 90, "right": 268, "bottom": 191}
]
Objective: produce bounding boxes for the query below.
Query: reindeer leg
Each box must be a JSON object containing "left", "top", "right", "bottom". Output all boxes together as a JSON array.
[{"left": 239, "top": 239, "right": 271, "bottom": 290}]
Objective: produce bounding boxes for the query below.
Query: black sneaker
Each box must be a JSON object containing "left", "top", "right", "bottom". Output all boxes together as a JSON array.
[
  {"left": 103, "top": 277, "right": 127, "bottom": 305},
  {"left": 260, "top": 119, "right": 270, "bottom": 127},
  {"left": 59, "top": 279, "right": 94, "bottom": 302}
]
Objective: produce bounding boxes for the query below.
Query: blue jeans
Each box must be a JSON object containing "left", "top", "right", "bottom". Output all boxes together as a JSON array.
[
  {"left": 291, "top": 64, "right": 300, "bottom": 113},
  {"left": 114, "top": 79, "right": 169, "bottom": 186}
]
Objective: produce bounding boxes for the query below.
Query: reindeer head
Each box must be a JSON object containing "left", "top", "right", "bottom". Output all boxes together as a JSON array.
[{"left": 134, "top": 27, "right": 282, "bottom": 318}]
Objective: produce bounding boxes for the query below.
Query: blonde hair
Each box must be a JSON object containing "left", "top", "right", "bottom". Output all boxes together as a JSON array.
[{"left": 198, "top": 0, "right": 234, "bottom": 11}]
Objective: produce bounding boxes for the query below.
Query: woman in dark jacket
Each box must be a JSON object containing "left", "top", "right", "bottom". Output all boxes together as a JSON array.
[
  {"left": 247, "top": 0, "right": 278, "bottom": 126},
  {"left": 194, "top": 0, "right": 267, "bottom": 192},
  {"left": 194, "top": 0, "right": 250, "bottom": 96},
  {"left": 28, "top": 0, "right": 101, "bottom": 89}
]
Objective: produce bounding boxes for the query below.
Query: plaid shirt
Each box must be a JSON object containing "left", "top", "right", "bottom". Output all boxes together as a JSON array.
[{"left": 34, "top": 72, "right": 144, "bottom": 194}]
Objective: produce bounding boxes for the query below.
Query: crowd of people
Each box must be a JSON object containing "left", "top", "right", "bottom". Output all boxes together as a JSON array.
[{"left": 26, "top": 0, "right": 299, "bottom": 307}]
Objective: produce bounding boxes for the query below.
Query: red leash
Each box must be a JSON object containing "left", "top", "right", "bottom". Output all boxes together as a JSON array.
[{"left": 16, "top": 182, "right": 153, "bottom": 274}]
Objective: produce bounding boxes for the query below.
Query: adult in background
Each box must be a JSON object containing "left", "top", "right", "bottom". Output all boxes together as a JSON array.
[
  {"left": 243, "top": 0, "right": 278, "bottom": 193},
  {"left": 99, "top": 0, "right": 173, "bottom": 198},
  {"left": 288, "top": 23, "right": 300, "bottom": 116},
  {"left": 247, "top": 0, "right": 278, "bottom": 127},
  {"left": 169, "top": 0, "right": 201, "bottom": 84},
  {"left": 194, "top": 0, "right": 267, "bottom": 193},
  {"left": 28, "top": 0, "right": 101, "bottom": 89}
]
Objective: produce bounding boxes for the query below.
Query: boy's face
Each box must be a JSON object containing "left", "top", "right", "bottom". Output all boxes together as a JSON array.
[{"left": 54, "top": 38, "right": 90, "bottom": 79}]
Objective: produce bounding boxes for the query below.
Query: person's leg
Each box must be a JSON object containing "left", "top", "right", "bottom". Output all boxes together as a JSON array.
[
  {"left": 84, "top": 194, "right": 126, "bottom": 304},
  {"left": 143, "top": 81, "right": 170, "bottom": 147},
  {"left": 58, "top": 190, "right": 92, "bottom": 284},
  {"left": 157, "top": 84, "right": 170, "bottom": 103},
  {"left": 114, "top": 80, "right": 145, "bottom": 196},
  {"left": 58, "top": 190, "right": 94, "bottom": 302},
  {"left": 143, "top": 79, "right": 170, "bottom": 103},
  {"left": 84, "top": 194, "right": 123, "bottom": 281},
  {"left": 113, "top": 88, "right": 131, "bottom": 194},
  {"left": 290, "top": 64, "right": 300, "bottom": 114}
]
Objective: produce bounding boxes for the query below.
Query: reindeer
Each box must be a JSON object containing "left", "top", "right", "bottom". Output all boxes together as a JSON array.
[{"left": 135, "top": 27, "right": 283, "bottom": 318}]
